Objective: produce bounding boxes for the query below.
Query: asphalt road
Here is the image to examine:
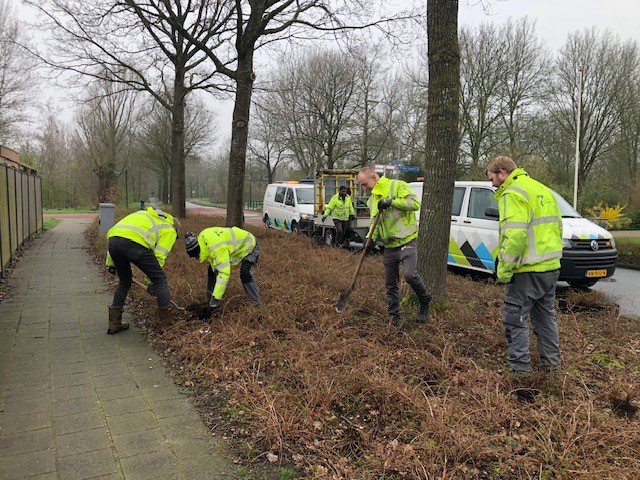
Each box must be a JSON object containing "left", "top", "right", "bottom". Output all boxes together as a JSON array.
[
  {"left": 185, "top": 201, "right": 264, "bottom": 226},
  {"left": 558, "top": 267, "right": 640, "bottom": 317}
]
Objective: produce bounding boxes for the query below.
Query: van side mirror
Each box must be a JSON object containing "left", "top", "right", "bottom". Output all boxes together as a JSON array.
[{"left": 485, "top": 207, "right": 499, "bottom": 218}]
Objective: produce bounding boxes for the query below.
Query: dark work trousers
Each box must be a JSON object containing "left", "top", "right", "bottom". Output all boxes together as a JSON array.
[
  {"left": 502, "top": 270, "right": 561, "bottom": 372},
  {"left": 382, "top": 239, "right": 430, "bottom": 317},
  {"left": 333, "top": 219, "right": 348, "bottom": 246},
  {"left": 206, "top": 241, "right": 261, "bottom": 305},
  {"left": 108, "top": 236, "right": 171, "bottom": 308}
]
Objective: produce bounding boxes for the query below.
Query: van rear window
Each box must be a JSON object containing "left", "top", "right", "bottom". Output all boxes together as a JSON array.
[{"left": 275, "top": 187, "right": 286, "bottom": 203}]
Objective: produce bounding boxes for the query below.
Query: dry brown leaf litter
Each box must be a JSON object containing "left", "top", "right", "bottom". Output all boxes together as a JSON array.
[{"left": 87, "top": 213, "right": 640, "bottom": 480}]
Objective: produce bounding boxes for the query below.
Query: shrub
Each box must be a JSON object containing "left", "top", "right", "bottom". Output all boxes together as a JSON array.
[{"left": 585, "top": 203, "right": 632, "bottom": 230}]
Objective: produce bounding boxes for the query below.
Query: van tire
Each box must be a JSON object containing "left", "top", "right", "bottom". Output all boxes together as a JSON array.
[
  {"left": 323, "top": 229, "right": 335, "bottom": 246},
  {"left": 291, "top": 221, "right": 299, "bottom": 233},
  {"left": 568, "top": 279, "right": 598, "bottom": 289},
  {"left": 263, "top": 214, "right": 270, "bottom": 228}
]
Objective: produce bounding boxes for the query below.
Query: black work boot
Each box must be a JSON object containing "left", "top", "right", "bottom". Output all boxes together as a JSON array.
[
  {"left": 107, "top": 306, "right": 129, "bottom": 334},
  {"left": 416, "top": 293, "right": 433, "bottom": 323},
  {"left": 157, "top": 306, "right": 174, "bottom": 331}
]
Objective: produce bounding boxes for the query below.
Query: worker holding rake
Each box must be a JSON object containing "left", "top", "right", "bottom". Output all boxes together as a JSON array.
[
  {"left": 356, "top": 166, "right": 432, "bottom": 324},
  {"left": 184, "top": 227, "right": 260, "bottom": 321}
]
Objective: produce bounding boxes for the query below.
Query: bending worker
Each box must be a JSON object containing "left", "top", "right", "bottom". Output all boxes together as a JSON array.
[
  {"left": 356, "top": 166, "right": 432, "bottom": 323},
  {"left": 105, "top": 206, "right": 178, "bottom": 334},
  {"left": 184, "top": 226, "right": 260, "bottom": 319},
  {"left": 486, "top": 156, "right": 563, "bottom": 373},
  {"left": 322, "top": 185, "right": 356, "bottom": 247}
]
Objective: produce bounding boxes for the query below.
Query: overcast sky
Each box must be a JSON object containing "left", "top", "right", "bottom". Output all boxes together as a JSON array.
[{"left": 17, "top": 0, "right": 640, "bottom": 145}]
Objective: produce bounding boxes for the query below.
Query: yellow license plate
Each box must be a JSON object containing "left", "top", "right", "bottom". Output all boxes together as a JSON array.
[{"left": 586, "top": 269, "right": 607, "bottom": 278}]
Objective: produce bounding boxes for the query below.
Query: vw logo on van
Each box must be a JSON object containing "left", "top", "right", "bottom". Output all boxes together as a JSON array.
[{"left": 590, "top": 240, "right": 599, "bottom": 251}]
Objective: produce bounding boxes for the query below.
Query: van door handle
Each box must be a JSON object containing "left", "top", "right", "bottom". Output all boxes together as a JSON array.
[{"left": 463, "top": 220, "right": 472, "bottom": 224}]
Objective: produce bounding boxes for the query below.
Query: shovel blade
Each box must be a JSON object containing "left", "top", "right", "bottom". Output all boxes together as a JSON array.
[{"left": 334, "top": 288, "right": 353, "bottom": 313}]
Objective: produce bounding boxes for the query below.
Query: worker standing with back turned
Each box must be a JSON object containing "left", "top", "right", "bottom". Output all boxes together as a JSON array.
[
  {"left": 105, "top": 206, "right": 178, "bottom": 334},
  {"left": 322, "top": 185, "right": 356, "bottom": 247},
  {"left": 356, "top": 166, "right": 432, "bottom": 324},
  {"left": 486, "top": 156, "right": 563, "bottom": 373}
]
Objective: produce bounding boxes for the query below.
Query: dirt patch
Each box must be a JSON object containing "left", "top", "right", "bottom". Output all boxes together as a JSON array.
[{"left": 88, "top": 214, "right": 640, "bottom": 480}]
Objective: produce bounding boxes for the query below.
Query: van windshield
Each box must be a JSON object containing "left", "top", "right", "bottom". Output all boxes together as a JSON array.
[
  {"left": 295, "top": 188, "right": 314, "bottom": 205},
  {"left": 552, "top": 191, "right": 581, "bottom": 218}
]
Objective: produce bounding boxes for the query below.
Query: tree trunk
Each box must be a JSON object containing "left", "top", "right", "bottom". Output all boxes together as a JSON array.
[
  {"left": 170, "top": 72, "right": 186, "bottom": 218},
  {"left": 418, "top": 0, "right": 460, "bottom": 299},
  {"left": 226, "top": 54, "right": 254, "bottom": 227}
]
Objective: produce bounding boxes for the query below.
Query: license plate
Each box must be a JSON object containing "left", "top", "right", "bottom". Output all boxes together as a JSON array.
[{"left": 586, "top": 269, "right": 607, "bottom": 278}]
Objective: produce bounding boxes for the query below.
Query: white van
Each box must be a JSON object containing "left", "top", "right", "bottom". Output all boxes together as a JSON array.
[
  {"left": 262, "top": 182, "right": 315, "bottom": 232},
  {"left": 409, "top": 181, "right": 618, "bottom": 288}
]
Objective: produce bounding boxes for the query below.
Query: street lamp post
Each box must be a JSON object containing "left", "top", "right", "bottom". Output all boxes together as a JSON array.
[{"left": 573, "top": 67, "right": 584, "bottom": 210}]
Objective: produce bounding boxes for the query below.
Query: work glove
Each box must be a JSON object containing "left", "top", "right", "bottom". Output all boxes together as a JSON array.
[
  {"left": 348, "top": 215, "right": 356, "bottom": 221},
  {"left": 107, "top": 266, "right": 117, "bottom": 275},
  {"left": 142, "top": 276, "right": 152, "bottom": 286},
  {"left": 322, "top": 215, "right": 328, "bottom": 223},
  {"left": 378, "top": 198, "right": 393, "bottom": 211}
]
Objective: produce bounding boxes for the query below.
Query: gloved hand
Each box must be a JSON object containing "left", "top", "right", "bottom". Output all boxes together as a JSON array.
[
  {"left": 107, "top": 266, "right": 117, "bottom": 275},
  {"left": 322, "top": 215, "right": 328, "bottom": 223},
  {"left": 378, "top": 198, "right": 393, "bottom": 211},
  {"left": 142, "top": 276, "right": 152, "bottom": 286},
  {"left": 349, "top": 215, "right": 356, "bottom": 221}
]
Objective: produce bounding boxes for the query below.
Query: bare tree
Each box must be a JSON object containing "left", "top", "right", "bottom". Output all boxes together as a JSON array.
[
  {"left": 164, "top": 0, "right": 414, "bottom": 227},
  {"left": 417, "top": 0, "right": 460, "bottom": 299},
  {"left": 74, "top": 76, "right": 138, "bottom": 203},
  {"left": 458, "top": 22, "right": 507, "bottom": 175},
  {"left": 549, "top": 29, "right": 636, "bottom": 192},
  {"left": 499, "top": 17, "right": 549, "bottom": 159},
  {"left": 136, "top": 95, "right": 215, "bottom": 203},
  {"left": 26, "top": 0, "right": 227, "bottom": 217},
  {"left": 248, "top": 99, "right": 289, "bottom": 184},
  {"left": 0, "top": 0, "right": 37, "bottom": 146}
]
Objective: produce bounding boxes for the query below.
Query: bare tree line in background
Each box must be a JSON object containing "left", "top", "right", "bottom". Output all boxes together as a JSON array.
[{"left": 1, "top": 0, "right": 639, "bottom": 218}]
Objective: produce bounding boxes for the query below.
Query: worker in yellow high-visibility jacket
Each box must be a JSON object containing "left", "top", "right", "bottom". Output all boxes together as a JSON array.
[
  {"left": 486, "top": 156, "right": 563, "bottom": 373},
  {"left": 105, "top": 206, "right": 178, "bottom": 334},
  {"left": 184, "top": 227, "right": 260, "bottom": 321}
]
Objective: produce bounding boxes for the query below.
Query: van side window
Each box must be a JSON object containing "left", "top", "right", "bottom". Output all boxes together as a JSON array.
[
  {"left": 468, "top": 188, "right": 497, "bottom": 220},
  {"left": 285, "top": 188, "right": 295, "bottom": 206},
  {"left": 452, "top": 187, "right": 465, "bottom": 216},
  {"left": 274, "top": 187, "right": 286, "bottom": 203}
]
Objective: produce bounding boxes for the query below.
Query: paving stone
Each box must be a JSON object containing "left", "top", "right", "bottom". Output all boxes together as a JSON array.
[
  {"left": 119, "top": 450, "right": 181, "bottom": 480},
  {"left": 53, "top": 395, "right": 101, "bottom": 417},
  {"left": 105, "top": 410, "right": 158, "bottom": 436},
  {"left": 51, "top": 371, "right": 92, "bottom": 388},
  {"left": 92, "top": 372, "right": 134, "bottom": 389},
  {"left": 112, "top": 428, "right": 169, "bottom": 458},
  {"left": 148, "top": 397, "right": 197, "bottom": 420},
  {"left": 96, "top": 384, "right": 141, "bottom": 401},
  {"left": 0, "top": 427, "right": 54, "bottom": 455},
  {"left": 0, "top": 410, "right": 52, "bottom": 434},
  {"left": 0, "top": 448, "right": 56, "bottom": 479},
  {"left": 52, "top": 383, "right": 96, "bottom": 402},
  {"left": 57, "top": 426, "right": 111, "bottom": 457},
  {"left": 57, "top": 448, "right": 118, "bottom": 480},
  {"left": 53, "top": 409, "right": 106, "bottom": 435},
  {"left": 54, "top": 361, "right": 89, "bottom": 376},
  {"left": 100, "top": 395, "right": 149, "bottom": 417}
]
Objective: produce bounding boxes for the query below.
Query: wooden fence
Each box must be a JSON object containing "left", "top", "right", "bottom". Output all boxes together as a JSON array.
[{"left": 0, "top": 146, "right": 43, "bottom": 278}]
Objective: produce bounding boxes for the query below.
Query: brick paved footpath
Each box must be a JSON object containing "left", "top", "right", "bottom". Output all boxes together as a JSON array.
[{"left": 0, "top": 218, "right": 238, "bottom": 479}]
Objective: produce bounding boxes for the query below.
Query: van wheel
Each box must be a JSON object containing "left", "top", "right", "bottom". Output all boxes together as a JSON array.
[
  {"left": 568, "top": 279, "right": 598, "bottom": 289},
  {"left": 263, "top": 214, "right": 270, "bottom": 228},
  {"left": 323, "top": 229, "right": 335, "bottom": 246},
  {"left": 291, "top": 221, "right": 299, "bottom": 233}
]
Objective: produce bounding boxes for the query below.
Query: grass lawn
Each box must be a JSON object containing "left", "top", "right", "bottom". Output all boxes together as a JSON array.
[
  {"left": 44, "top": 207, "right": 97, "bottom": 214},
  {"left": 43, "top": 218, "right": 61, "bottom": 230},
  {"left": 88, "top": 215, "right": 640, "bottom": 479},
  {"left": 614, "top": 236, "right": 640, "bottom": 267}
]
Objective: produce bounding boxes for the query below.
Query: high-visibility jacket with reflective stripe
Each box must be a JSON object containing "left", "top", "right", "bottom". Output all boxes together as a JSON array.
[
  {"left": 494, "top": 168, "right": 563, "bottom": 283},
  {"left": 325, "top": 194, "right": 355, "bottom": 221},
  {"left": 197, "top": 227, "right": 256, "bottom": 300},
  {"left": 105, "top": 207, "right": 177, "bottom": 268},
  {"left": 367, "top": 177, "right": 420, "bottom": 248}
]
